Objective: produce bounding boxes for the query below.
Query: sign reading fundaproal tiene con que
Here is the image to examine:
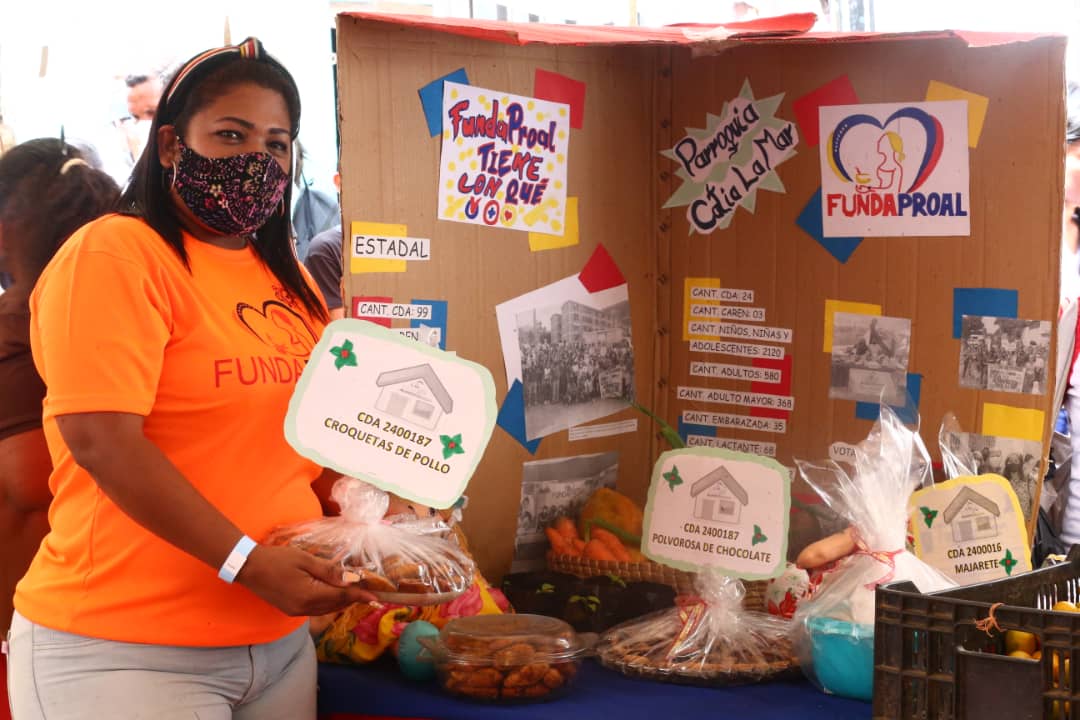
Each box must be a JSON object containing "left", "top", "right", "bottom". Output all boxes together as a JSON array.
[
  {"left": 285, "top": 319, "right": 497, "bottom": 509},
  {"left": 642, "top": 447, "right": 790, "bottom": 579}
]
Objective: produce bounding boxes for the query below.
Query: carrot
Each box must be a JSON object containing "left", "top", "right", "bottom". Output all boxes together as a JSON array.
[
  {"left": 554, "top": 516, "right": 580, "bottom": 541},
  {"left": 591, "top": 528, "right": 631, "bottom": 562},
  {"left": 571, "top": 538, "right": 586, "bottom": 555},
  {"left": 584, "top": 538, "right": 618, "bottom": 562},
  {"left": 546, "top": 527, "right": 575, "bottom": 555},
  {"left": 625, "top": 548, "right": 647, "bottom": 563}
]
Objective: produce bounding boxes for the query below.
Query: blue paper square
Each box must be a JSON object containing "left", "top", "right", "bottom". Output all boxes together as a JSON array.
[
  {"left": 678, "top": 418, "right": 716, "bottom": 444},
  {"left": 855, "top": 373, "right": 922, "bottom": 425},
  {"left": 796, "top": 188, "right": 863, "bottom": 264},
  {"left": 418, "top": 68, "right": 469, "bottom": 137},
  {"left": 497, "top": 380, "right": 541, "bottom": 454},
  {"left": 410, "top": 298, "right": 448, "bottom": 350},
  {"left": 952, "top": 288, "right": 1018, "bottom": 338}
]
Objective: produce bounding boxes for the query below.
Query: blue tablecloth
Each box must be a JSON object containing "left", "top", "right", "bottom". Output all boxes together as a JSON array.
[{"left": 317, "top": 659, "right": 872, "bottom": 719}]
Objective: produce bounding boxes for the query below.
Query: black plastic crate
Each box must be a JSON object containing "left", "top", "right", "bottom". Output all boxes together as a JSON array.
[{"left": 874, "top": 547, "right": 1080, "bottom": 719}]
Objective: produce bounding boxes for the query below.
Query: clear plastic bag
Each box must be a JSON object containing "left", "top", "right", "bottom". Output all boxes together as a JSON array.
[
  {"left": 266, "top": 477, "right": 475, "bottom": 605},
  {"left": 595, "top": 570, "right": 796, "bottom": 686},
  {"left": 792, "top": 405, "right": 954, "bottom": 700}
]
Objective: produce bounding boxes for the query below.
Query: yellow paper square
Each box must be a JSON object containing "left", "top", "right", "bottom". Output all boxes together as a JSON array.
[
  {"left": 926, "top": 80, "right": 990, "bottom": 148},
  {"left": 981, "top": 403, "right": 1045, "bottom": 443},
  {"left": 683, "top": 277, "right": 722, "bottom": 341},
  {"left": 823, "top": 299, "right": 881, "bottom": 353},
  {"left": 349, "top": 221, "right": 408, "bottom": 274},
  {"left": 528, "top": 197, "right": 579, "bottom": 252}
]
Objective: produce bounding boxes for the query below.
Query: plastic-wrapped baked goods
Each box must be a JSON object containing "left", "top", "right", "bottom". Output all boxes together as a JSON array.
[
  {"left": 596, "top": 571, "right": 796, "bottom": 686},
  {"left": 418, "top": 614, "right": 593, "bottom": 703},
  {"left": 265, "top": 478, "right": 474, "bottom": 604}
]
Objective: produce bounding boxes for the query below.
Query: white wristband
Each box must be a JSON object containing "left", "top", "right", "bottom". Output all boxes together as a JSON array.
[{"left": 218, "top": 535, "right": 257, "bottom": 583}]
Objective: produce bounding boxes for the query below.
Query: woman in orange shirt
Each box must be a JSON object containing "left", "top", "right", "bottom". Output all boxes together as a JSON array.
[{"left": 6, "top": 39, "right": 371, "bottom": 720}]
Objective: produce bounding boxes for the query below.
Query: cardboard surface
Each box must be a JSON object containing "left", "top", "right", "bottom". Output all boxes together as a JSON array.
[{"left": 337, "top": 16, "right": 1064, "bottom": 576}]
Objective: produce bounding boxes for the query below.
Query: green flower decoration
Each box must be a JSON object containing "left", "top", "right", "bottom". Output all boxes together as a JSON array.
[
  {"left": 920, "top": 506, "right": 938, "bottom": 529},
  {"left": 536, "top": 583, "right": 556, "bottom": 595},
  {"left": 441, "top": 434, "right": 465, "bottom": 460},
  {"left": 663, "top": 464, "right": 684, "bottom": 492},
  {"left": 330, "top": 339, "right": 358, "bottom": 370},
  {"left": 752, "top": 524, "right": 767, "bottom": 546},
  {"left": 1000, "top": 548, "right": 1018, "bottom": 576}
]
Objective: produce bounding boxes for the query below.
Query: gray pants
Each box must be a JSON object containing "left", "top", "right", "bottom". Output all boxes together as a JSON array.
[{"left": 5, "top": 611, "right": 315, "bottom": 720}]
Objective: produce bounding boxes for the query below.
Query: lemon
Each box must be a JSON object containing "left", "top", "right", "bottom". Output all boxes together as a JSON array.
[
  {"left": 1053, "top": 600, "right": 1077, "bottom": 613},
  {"left": 1034, "top": 651, "right": 1043, "bottom": 660},
  {"left": 1005, "top": 630, "right": 1038, "bottom": 655},
  {"left": 1009, "top": 650, "right": 1032, "bottom": 659}
]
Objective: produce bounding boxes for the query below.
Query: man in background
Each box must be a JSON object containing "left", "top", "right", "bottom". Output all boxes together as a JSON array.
[
  {"left": 303, "top": 172, "right": 344, "bottom": 320},
  {"left": 102, "top": 73, "right": 163, "bottom": 188}
]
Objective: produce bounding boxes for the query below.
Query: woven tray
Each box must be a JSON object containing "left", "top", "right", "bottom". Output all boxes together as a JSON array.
[
  {"left": 598, "top": 653, "right": 800, "bottom": 688},
  {"left": 546, "top": 552, "right": 767, "bottom": 610}
]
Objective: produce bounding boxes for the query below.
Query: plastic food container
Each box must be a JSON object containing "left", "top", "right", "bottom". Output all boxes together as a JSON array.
[
  {"left": 418, "top": 614, "right": 593, "bottom": 703},
  {"left": 806, "top": 616, "right": 874, "bottom": 701}
]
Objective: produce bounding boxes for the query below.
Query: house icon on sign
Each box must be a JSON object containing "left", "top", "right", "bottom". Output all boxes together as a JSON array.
[
  {"left": 943, "top": 486, "right": 1001, "bottom": 543},
  {"left": 375, "top": 364, "right": 454, "bottom": 430},
  {"left": 689, "top": 465, "right": 749, "bottom": 525}
]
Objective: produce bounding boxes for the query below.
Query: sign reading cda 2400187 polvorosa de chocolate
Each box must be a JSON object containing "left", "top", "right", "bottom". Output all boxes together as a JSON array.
[
  {"left": 643, "top": 447, "right": 790, "bottom": 580},
  {"left": 285, "top": 319, "right": 497, "bottom": 509}
]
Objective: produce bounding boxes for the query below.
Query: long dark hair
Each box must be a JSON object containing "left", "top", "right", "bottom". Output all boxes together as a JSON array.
[
  {"left": 119, "top": 38, "right": 327, "bottom": 323},
  {"left": 0, "top": 139, "right": 119, "bottom": 297}
]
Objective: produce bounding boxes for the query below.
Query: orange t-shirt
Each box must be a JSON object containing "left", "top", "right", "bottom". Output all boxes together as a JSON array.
[{"left": 16, "top": 214, "right": 327, "bottom": 647}]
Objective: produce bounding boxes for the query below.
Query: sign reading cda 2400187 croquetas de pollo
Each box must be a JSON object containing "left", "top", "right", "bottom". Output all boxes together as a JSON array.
[{"left": 819, "top": 100, "right": 970, "bottom": 237}]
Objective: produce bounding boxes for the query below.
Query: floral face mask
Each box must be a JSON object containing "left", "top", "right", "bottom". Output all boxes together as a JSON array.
[{"left": 169, "top": 137, "right": 289, "bottom": 237}]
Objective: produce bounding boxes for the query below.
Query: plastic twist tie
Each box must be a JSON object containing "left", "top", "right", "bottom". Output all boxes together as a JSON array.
[{"left": 974, "top": 602, "right": 1005, "bottom": 637}]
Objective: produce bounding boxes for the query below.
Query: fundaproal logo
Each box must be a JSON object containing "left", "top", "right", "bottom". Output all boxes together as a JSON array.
[{"left": 818, "top": 100, "right": 970, "bottom": 238}]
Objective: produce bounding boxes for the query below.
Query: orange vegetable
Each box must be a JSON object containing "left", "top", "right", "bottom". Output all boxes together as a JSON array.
[
  {"left": 590, "top": 527, "right": 631, "bottom": 562},
  {"left": 571, "top": 538, "right": 586, "bottom": 554},
  {"left": 584, "top": 539, "right": 618, "bottom": 561},
  {"left": 545, "top": 527, "right": 575, "bottom": 555},
  {"left": 554, "top": 516, "right": 580, "bottom": 541},
  {"left": 625, "top": 548, "right": 647, "bottom": 562}
]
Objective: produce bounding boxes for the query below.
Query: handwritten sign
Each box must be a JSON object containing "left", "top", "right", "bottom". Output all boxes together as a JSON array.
[
  {"left": 819, "top": 100, "right": 970, "bottom": 237},
  {"left": 662, "top": 79, "right": 799, "bottom": 234},
  {"left": 909, "top": 475, "right": 1031, "bottom": 585},
  {"left": 642, "top": 448, "right": 790, "bottom": 579},
  {"left": 285, "top": 320, "right": 497, "bottom": 508},
  {"left": 438, "top": 82, "right": 570, "bottom": 235}
]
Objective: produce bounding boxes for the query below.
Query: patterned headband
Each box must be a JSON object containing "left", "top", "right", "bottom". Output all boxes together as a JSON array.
[{"left": 163, "top": 37, "right": 299, "bottom": 135}]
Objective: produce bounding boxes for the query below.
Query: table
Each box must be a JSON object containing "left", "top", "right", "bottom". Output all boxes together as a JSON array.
[{"left": 317, "top": 659, "right": 872, "bottom": 720}]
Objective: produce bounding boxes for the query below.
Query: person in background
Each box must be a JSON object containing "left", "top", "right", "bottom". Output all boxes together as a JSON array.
[
  {"left": 100, "top": 73, "right": 164, "bottom": 188},
  {"left": 303, "top": 171, "right": 344, "bottom": 319},
  {"left": 1062, "top": 83, "right": 1080, "bottom": 307},
  {"left": 0, "top": 140, "right": 119, "bottom": 712},
  {"left": 6, "top": 38, "right": 372, "bottom": 720}
]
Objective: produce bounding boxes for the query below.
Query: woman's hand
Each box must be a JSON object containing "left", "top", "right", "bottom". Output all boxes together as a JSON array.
[{"left": 236, "top": 544, "right": 376, "bottom": 616}]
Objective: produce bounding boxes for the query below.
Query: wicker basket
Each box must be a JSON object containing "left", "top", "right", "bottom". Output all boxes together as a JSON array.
[{"left": 546, "top": 552, "right": 768, "bottom": 610}]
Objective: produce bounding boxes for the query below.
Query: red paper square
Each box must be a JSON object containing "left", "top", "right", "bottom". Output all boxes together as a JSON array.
[
  {"left": 750, "top": 355, "right": 793, "bottom": 420},
  {"left": 792, "top": 76, "right": 859, "bottom": 147},
  {"left": 534, "top": 69, "right": 586, "bottom": 130},
  {"left": 352, "top": 295, "right": 393, "bottom": 328},
  {"left": 578, "top": 243, "right": 625, "bottom": 293}
]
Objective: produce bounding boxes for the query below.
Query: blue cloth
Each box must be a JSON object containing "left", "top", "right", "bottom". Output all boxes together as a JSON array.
[{"left": 317, "top": 659, "right": 871, "bottom": 719}]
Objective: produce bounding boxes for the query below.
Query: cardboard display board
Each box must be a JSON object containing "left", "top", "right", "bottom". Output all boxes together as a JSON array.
[{"left": 336, "top": 13, "right": 1064, "bottom": 578}]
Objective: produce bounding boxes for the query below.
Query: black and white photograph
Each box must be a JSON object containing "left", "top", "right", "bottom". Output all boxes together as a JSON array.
[
  {"left": 829, "top": 312, "right": 912, "bottom": 405},
  {"left": 511, "top": 452, "right": 619, "bottom": 573},
  {"left": 959, "top": 316, "right": 1051, "bottom": 395},
  {"left": 943, "top": 431, "right": 1042, "bottom": 520},
  {"left": 515, "top": 296, "right": 635, "bottom": 441}
]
